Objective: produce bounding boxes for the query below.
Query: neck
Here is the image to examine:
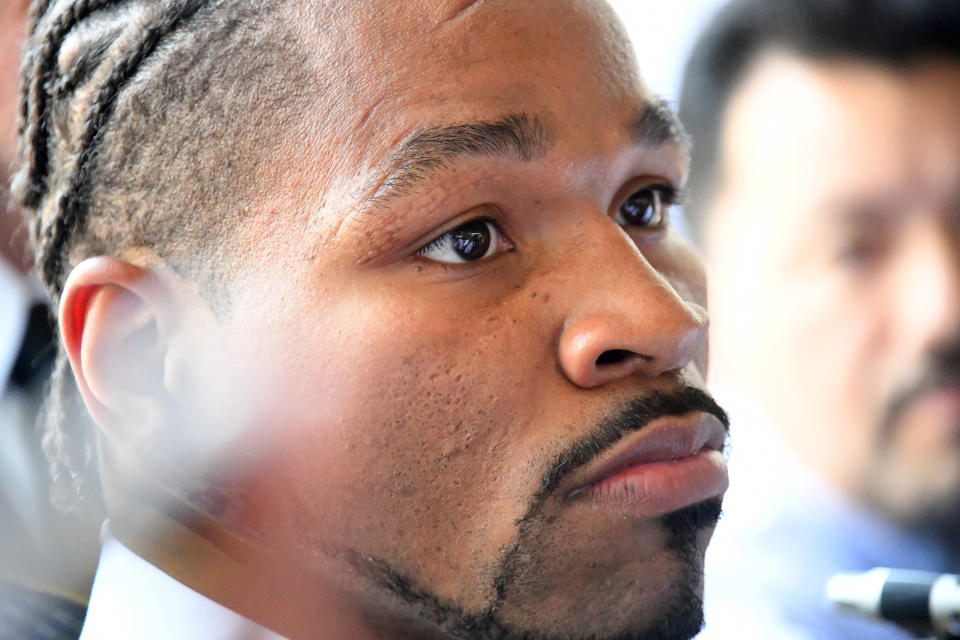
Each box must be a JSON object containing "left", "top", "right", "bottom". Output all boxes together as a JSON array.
[{"left": 103, "top": 479, "right": 442, "bottom": 640}]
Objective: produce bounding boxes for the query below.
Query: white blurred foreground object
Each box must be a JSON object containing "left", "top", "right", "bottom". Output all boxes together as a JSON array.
[{"left": 826, "top": 569, "right": 960, "bottom": 639}]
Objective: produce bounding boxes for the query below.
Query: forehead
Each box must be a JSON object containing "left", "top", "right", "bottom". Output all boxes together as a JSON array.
[
  {"left": 283, "top": 0, "right": 652, "bottom": 177},
  {"left": 718, "top": 51, "right": 960, "bottom": 216},
  {"left": 319, "top": 0, "right": 638, "bottom": 93},
  {"left": 227, "top": 0, "right": 686, "bottom": 274}
]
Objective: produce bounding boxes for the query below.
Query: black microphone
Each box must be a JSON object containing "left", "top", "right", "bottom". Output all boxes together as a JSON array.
[{"left": 826, "top": 568, "right": 960, "bottom": 639}]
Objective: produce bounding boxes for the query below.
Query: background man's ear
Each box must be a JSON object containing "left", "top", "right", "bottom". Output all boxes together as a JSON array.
[{"left": 60, "top": 257, "right": 174, "bottom": 443}]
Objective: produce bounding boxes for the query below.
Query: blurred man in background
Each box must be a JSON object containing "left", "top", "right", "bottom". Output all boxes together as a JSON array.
[
  {"left": 679, "top": 0, "right": 960, "bottom": 637},
  {"left": 1, "top": 1, "right": 99, "bottom": 637}
]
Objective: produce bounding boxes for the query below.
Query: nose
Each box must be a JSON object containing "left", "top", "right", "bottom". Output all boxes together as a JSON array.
[{"left": 557, "top": 235, "right": 708, "bottom": 389}]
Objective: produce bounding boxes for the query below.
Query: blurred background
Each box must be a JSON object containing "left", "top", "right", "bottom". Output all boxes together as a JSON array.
[{"left": 610, "top": 0, "right": 726, "bottom": 103}]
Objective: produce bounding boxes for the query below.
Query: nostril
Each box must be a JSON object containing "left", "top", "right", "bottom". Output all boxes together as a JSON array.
[{"left": 595, "top": 349, "right": 634, "bottom": 366}]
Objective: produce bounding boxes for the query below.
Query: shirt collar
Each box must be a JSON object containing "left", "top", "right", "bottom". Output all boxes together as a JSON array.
[{"left": 81, "top": 524, "right": 288, "bottom": 640}]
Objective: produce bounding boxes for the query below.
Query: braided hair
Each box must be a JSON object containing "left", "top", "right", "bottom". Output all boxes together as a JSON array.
[{"left": 13, "top": 0, "right": 316, "bottom": 507}]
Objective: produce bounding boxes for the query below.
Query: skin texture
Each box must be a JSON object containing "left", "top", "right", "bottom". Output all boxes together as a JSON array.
[
  {"left": 706, "top": 51, "right": 960, "bottom": 534},
  {"left": 59, "top": 1, "right": 724, "bottom": 638}
]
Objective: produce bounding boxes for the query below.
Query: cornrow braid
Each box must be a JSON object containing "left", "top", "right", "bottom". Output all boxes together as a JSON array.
[
  {"left": 22, "top": 0, "right": 118, "bottom": 213},
  {"left": 51, "top": 33, "right": 115, "bottom": 99},
  {"left": 39, "top": 0, "right": 209, "bottom": 293},
  {"left": 13, "top": 0, "right": 319, "bottom": 507},
  {"left": 16, "top": 0, "right": 211, "bottom": 509},
  {"left": 16, "top": 0, "right": 51, "bottom": 139},
  {"left": 28, "top": 0, "right": 54, "bottom": 27}
]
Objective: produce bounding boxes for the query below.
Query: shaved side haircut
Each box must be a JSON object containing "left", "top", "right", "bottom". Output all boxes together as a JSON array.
[{"left": 14, "top": 0, "right": 317, "bottom": 508}]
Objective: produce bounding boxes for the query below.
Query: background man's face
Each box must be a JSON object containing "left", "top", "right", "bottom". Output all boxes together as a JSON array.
[
  {"left": 706, "top": 51, "right": 960, "bottom": 528},
  {"left": 157, "top": 1, "right": 724, "bottom": 638}
]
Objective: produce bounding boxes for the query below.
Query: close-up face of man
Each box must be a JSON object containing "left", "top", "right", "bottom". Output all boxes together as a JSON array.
[
  {"left": 704, "top": 50, "right": 960, "bottom": 532},
  {"left": 34, "top": 1, "right": 728, "bottom": 639}
]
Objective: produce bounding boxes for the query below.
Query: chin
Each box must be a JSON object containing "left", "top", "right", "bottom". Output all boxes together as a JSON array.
[
  {"left": 350, "top": 497, "right": 720, "bottom": 640},
  {"left": 497, "top": 564, "right": 706, "bottom": 640},
  {"left": 484, "top": 497, "right": 721, "bottom": 640}
]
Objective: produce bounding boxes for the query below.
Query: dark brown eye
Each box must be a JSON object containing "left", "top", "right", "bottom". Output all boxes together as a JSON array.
[
  {"left": 449, "top": 219, "right": 491, "bottom": 260},
  {"left": 418, "top": 218, "right": 511, "bottom": 264},
  {"left": 617, "top": 186, "right": 670, "bottom": 228}
]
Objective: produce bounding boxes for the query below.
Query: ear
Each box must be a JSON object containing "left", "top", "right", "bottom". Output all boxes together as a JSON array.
[{"left": 60, "top": 257, "right": 174, "bottom": 442}]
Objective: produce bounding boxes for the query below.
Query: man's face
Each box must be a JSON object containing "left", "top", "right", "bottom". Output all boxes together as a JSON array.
[
  {"left": 706, "top": 51, "right": 960, "bottom": 528},
  {"left": 158, "top": 1, "right": 725, "bottom": 638}
]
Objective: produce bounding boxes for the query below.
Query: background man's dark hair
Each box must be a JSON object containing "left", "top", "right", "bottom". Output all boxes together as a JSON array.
[
  {"left": 678, "top": 0, "right": 960, "bottom": 243},
  {"left": 13, "top": 0, "right": 316, "bottom": 509}
]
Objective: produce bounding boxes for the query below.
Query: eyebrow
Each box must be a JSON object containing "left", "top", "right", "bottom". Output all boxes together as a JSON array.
[
  {"left": 360, "top": 112, "right": 549, "bottom": 210},
  {"left": 630, "top": 97, "right": 689, "bottom": 149},
  {"left": 360, "top": 100, "right": 687, "bottom": 211}
]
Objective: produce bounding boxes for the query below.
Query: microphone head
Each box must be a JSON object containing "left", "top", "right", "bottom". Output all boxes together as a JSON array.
[
  {"left": 827, "top": 568, "right": 960, "bottom": 638},
  {"left": 825, "top": 568, "right": 889, "bottom": 617}
]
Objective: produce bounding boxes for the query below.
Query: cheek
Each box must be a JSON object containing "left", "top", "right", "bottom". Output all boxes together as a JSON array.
[
  {"left": 241, "top": 284, "right": 554, "bottom": 602},
  {"left": 782, "top": 270, "right": 891, "bottom": 432},
  {"left": 635, "top": 233, "right": 707, "bottom": 308}
]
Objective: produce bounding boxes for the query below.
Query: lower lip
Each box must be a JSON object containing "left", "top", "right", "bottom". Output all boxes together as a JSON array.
[{"left": 578, "top": 450, "right": 729, "bottom": 516}]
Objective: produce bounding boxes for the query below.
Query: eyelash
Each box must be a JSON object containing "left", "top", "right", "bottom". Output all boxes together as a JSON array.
[
  {"left": 420, "top": 232, "right": 457, "bottom": 253},
  {"left": 415, "top": 216, "right": 514, "bottom": 266},
  {"left": 413, "top": 182, "right": 682, "bottom": 267},
  {"left": 660, "top": 185, "right": 684, "bottom": 207},
  {"left": 615, "top": 183, "right": 683, "bottom": 230}
]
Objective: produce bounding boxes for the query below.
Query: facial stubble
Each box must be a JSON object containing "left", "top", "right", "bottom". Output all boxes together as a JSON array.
[{"left": 346, "top": 388, "right": 729, "bottom": 640}]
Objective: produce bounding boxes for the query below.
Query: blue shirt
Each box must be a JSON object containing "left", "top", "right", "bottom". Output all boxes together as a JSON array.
[{"left": 699, "top": 384, "right": 956, "bottom": 639}]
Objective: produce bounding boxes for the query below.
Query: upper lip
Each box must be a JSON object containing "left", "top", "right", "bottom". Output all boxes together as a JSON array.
[{"left": 566, "top": 412, "right": 727, "bottom": 497}]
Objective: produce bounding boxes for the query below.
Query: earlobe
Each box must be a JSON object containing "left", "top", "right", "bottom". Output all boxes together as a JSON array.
[{"left": 60, "top": 257, "right": 172, "bottom": 440}]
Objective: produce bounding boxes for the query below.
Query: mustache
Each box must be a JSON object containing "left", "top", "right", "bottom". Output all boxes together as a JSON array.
[
  {"left": 881, "top": 339, "right": 960, "bottom": 439},
  {"left": 339, "top": 386, "right": 729, "bottom": 638},
  {"left": 536, "top": 385, "right": 729, "bottom": 500}
]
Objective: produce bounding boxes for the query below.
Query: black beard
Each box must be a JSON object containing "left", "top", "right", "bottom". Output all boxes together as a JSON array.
[
  {"left": 349, "top": 497, "right": 722, "bottom": 640},
  {"left": 345, "top": 386, "right": 728, "bottom": 640}
]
